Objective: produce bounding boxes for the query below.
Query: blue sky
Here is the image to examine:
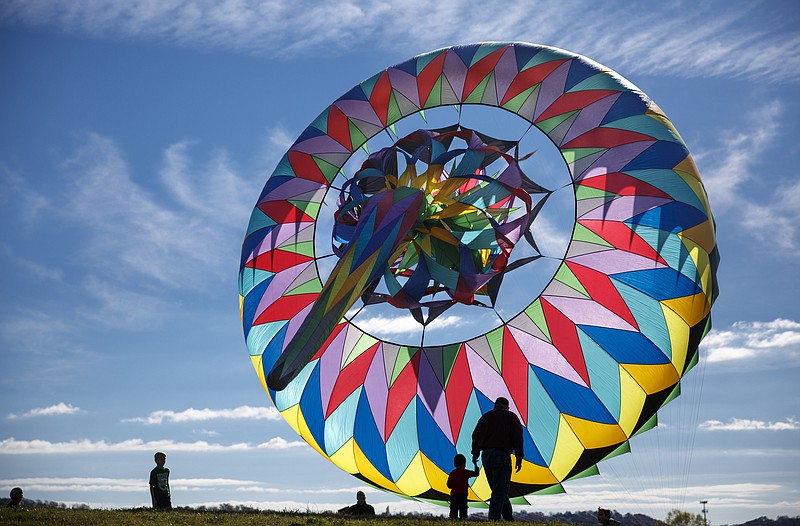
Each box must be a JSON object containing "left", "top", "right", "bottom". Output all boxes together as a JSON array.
[{"left": 1, "top": 1, "right": 798, "bottom": 524}]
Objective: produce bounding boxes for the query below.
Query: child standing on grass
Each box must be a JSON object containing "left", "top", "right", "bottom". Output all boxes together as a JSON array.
[
  {"left": 447, "top": 453, "right": 479, "bottom": 519},
  {"left": 149, "top": 451, "right": 171, "bottom": 510}
]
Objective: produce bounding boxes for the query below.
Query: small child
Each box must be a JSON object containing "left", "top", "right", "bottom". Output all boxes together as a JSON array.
[
  {"left": 149, "top": 451, "right": 172, "bottom": 510},
  {"left": 446, "top": 453, "right": 479, "bottom": 519}
]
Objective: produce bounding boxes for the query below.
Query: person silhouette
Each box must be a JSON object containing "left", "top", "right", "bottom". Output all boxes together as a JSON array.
[
  {"left": 471, "top": 396, "right": 523, "bottom": 520},
  {"left": 337, "top": 491, "right": 375, "bottom": 515}
]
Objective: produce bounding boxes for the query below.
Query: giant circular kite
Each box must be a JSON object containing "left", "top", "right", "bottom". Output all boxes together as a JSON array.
[{"left": 239, "top": 42, "right": 719, "bottom": 506}]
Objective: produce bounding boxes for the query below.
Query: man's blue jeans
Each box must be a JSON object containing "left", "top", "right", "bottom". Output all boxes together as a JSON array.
[{"left": 481, "top": 449, "right": 513, "bottom": 520}]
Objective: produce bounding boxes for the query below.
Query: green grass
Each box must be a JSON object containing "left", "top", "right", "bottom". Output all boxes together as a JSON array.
[{"left": 0, "top": 508, "right": 563, "bottom": 526}]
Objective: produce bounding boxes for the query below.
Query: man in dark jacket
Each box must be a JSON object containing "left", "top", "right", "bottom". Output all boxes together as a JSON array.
[{"left": 471, "top": 396, "right": 524, "bottom": 520}]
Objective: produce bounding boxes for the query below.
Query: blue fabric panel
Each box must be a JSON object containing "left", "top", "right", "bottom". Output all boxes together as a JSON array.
[
  {"left": 241, "top": 274, "right": 274, "bottom": 338},
  {"left": 416, "top": 398, "right": 457, "bottom": 471},
  {"left": 354, "top": 390, "right": 393, "bottom": 480},
  {"left": 532, "top": 366, "right": 616, "bottom": 424},
  {"left": 452, "top": 45, "right": 479, "bottom": 69},
  {"left": 239, "top": 223, "right": 274, "bottom": 268},
  {"left": 580, "top": 325, "right": 670, "bottom": 365},
  {"left": 577, "top": 330, "right": 621, "bottom": 420},
  {"left": 296, "top": 126, "right": 328, "bottom": 143},
  {"left": 513, "top": 44, "right": 543, "bottom": 71},
  {"left": 564, "top": 58, "right": 599, "bottom": 92},
  {"left": 522, "top": 424, "right": 545, "bottom": 467},
  {"left": 601, "top": 91, "right": 648, "bottom": 126},
  {"left": 341, "top": 83, "right": 369, "bottom": 102},
  {"left": 526, "top": 367, "right": 559, "bottom": 464},
  {"left": 628, "top": 200, "right": 710, "bottom": 233},
  {"left": 385, "top": 399, "right": 419, "bottom": 480},
  {"left": 623, "top": 141, "right": 688, "bottom": 171},
  {"left": 613, "top": 266, "right": 701, "bottom": 300},
  {"left": 299, "top": 365, "right": 326, "bottom": 454}
]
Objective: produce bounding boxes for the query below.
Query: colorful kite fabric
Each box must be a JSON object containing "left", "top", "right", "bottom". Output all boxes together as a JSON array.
[{"left": 238, "top": 42, "right": 719, "bottom": 506}]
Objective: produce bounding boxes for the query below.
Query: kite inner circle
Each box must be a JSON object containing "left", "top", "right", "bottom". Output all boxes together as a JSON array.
[
  {"left": 331, "top": 124, "right": 555, "bottom": 331},
  {"left": 239, "top": 42, "right": 718, "bottom": 505}
]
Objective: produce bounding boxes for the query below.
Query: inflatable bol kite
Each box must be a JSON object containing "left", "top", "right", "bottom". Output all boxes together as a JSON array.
[{"left": 238, "top": 42, "right": 719, "bottom": 505}]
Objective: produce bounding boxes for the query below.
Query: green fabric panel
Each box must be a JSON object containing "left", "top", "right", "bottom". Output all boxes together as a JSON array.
[
  {"left": 562, "top": 147, "right": 606, "bottom": 164},
  {"left": 423, "top": 76, "right": 442, "bottom": 108},
  {"left": 485, "top": 326, "right": 504, "bottom": 370},
  {"left": 565, "top": 463, "right": 600, "bottom": 481},
  {"left": 523, "top": 298, "right": 551, "bottom": 341},
  {"left": 573, "top": 222, "right": 614, "bottom": 247},
  {"left": 390, "top": 346, "right": 418, "bottom": 384},
  {"left": 314, "top": 156, "right": 342, "bottom": 184},
  {"left": 465, "top": 74, "right": 491, "bottom": 104},
  {"left": 633, "top": 412, "right": 658, "bottom": 436},
  {"left": 285, "top": 276, "right": 322, "bottom": 296},
  {"left": 500, "top": 84, "right": 538, "bottom": 114},
  {"left": 602, "top": 440, "right": 631, "bottom": 461},
  {"left": 348, "top": 120, "right": 368, "bottom": 152},
  {"left": 554, "top": 264, "right": 589, "bottom": 297},
  {"left": 568, "top": 72, "right": 625, "bottom": 93},
  {"left": 387, "top": 92, "right": 403, "bottom": 126},
  {"left": 537, "top": 110, "right": 579, "bottom": 134}
]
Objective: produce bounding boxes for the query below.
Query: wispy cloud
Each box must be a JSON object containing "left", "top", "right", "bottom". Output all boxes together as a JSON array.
[
  {"left": 700, "top": 318, "right": 800, "bottom": 367},
  {"left": 123, "top": 405, "right": 282, "bottom": 424},
  {"left": 0, "top": 436, "right": 307, "bottom": 454},
  {"left": 8, "top": 403, "right": 83, "bottom": 419},
  {"left": 699, "top": 417, "right": 800, "bottom": 431},
  {"left": 1, "top": 1, "right": 797, "bottom": 82}
]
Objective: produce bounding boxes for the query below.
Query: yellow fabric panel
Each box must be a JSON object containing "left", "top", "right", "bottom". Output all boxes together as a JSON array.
[
  {"left": 618, "top": 366, "right": 647, "bottom": 435},
  {"left": 329, "top": 438, "right": 359, "bottom": 474},
  {"left": 662, "top": 292, "right": 710, "bottom": 327},
  {"left": 470, "top": 467, "right": 491, "bottom": 502},
  {"left": 278, "top": 404, "right": 301, "bottom": 436},
  {"left": 562, "top": 414, "right": 627, "bottom": 450},
  {"left": 395, "top": 452, "right": 433, "bottom": 496},
  {"left": 679, "top": 220, "right": 716, "bottom": 257},
  {"left": 420, "top": 452, "right": 451, "bottom": 496},
  {"left": 295, "top": 407, "right": 327, "bottom": 458},
  {"left": 512, "top": 459, "right": 559, "bottom": 486},
  {"left": 250, "top": 355, "right": 269, "bottom": 394},
  {"left": 662, "top": 308, "right": 690, "bottom": 372},
  {"left": 682, "top": 239, "right": 714, "bottom": 298},
  {"left": 353, "top": 441, "right": 401, "bottom": 493},
  {"left": 548, "top": 414, "right": 585, "bottom": 480},
  {"left": 239, "top": 294, "right": 244, "bottom": 321},
  {"left": 672, "top": 154, "right": 702, "bottom": 183},
  {"left": 621, "top": 363, "right": 679, "bottom": 395}
]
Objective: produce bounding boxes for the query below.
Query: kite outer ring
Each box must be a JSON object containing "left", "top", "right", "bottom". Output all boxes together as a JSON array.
[{"left": 239, "top": 42, "right": 718, "bottom": 503}]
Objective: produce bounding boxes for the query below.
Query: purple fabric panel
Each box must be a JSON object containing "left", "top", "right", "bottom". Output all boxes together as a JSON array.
[
  {"left": 387, "top": 67, "right": 421, "bottom": 108},
  {"left": 568, "top": 250, "right": 666, "bottom": 274},
  {"left": 364, "top": 346, "right": 389, "bottom": 441},
  {"left": 560, "top": 93, "right": 621, "bottom": 145},
  {"left": 540, "top": 296, "right": 636, "bottom": 331},
  {"left": 335, "top": 99, "right": 383, "bottom": 127},
  {"left": 253, "top": 261, "right": 314, "bottom": 320},
  {"left": 293, "top": 135, "right": 351, "bottom": 155},
  {"left": 507, "top": 326, "right": 587, "bottom": 387},
  {"left": 318, "top": 326, "right": 350, "bottom": 412},
  {"left": 574, "top": 141, "right": 656, "bottom": 180},
  {"left": 465, "top": 342, "right": 512, "bottom": 406},
  {"left": 579, "top": 195, "right": 671, "bottom": 222},
  {"left": 533, "top": 60, "right": 570, "bottom": 121},
  {"left": 416, "top": 350, "right": 452, "bottom": 442},
  {"left": 282, "top": 301, "right": 314, "bottom": 350},
  {"left": 442, "top": 49, "right": 469, "bottom": 101},
  {"left": 493, "top": 46, "right": 519, "bottom": 104},
  {"left": 254, "top": 222, "right": 315, "bottom": 254},
  {"left": 262, "top": 178, "right": 326, "bottom": 201}
]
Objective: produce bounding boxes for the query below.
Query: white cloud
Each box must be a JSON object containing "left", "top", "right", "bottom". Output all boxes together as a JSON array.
[
  {"left": 701, "top": 318, "right": 800, "bottom": 368},
  {"left": 351, "top": 314, "right": 464, "bottom": 336},
  {"left": 123, "top": 405, "right": 282, "bottom": 424},
  {"left": 8, "top": 403, "right": 83, "bottom": 419},
  {"left": 0, "top": 436, "right": 306, "bottom": 454},
  {"left": 1, "top": 1, "right": 797, "bottom": 82},
  {"left": 256, "top": 437, "right": 308, "bottom": 449},
  {"left": 698, "top": 417, "right": 800, "bottom": 431}
]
